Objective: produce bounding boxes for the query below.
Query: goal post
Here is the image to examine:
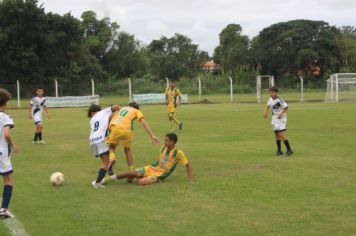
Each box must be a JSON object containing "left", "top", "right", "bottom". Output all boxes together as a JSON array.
[
  {"left": 325, "top": 73, "right": 356, "bottom": 102},
  {"left": 256, "top": 75, "right": 274, "bottom": 103}
]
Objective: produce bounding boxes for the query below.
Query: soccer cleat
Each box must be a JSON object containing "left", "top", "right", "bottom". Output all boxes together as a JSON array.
[
  {"left": 276, "top": 150, "right": 283, "bottom": 156},
  {"left": 38, "top": 140, "right": 46, "bottom": 144},
  {"left": 0, "top": 208, "right": 15, "bottom": 219},
  {"left": 91, "top": 180, "right": 105, "bottom": 189},
  {"left": 286, "top": 150, "right": 294, "bottom": 156},
  {"left": 33, "top": 141, "right": 39, "bottom": 144},
  {"left": 179, "top": 123, "right": 183, "bottom": 131}
]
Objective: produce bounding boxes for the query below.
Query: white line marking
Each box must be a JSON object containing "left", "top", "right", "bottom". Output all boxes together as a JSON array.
[
  {"left": 2, "top": 217, "right": 29, "bottom": 236},
  {"left": 0, "top": 201, "right": 29, "bottom": 236}
]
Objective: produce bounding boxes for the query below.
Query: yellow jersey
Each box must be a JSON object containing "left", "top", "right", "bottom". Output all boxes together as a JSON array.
[
  {"left": 165, "top": 87, "right": 182, "bottom": 108},
  {"left": 109, "top": 106, "right": 144, "bottom": 130},
  {"left": 144, "top": 146, "right": 189, "bottom": 181}
]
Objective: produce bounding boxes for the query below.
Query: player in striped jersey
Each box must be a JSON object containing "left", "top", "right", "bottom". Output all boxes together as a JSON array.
[
  {"left": 106, "top": 102, "right": 159, "bottom": 180},
  {"left": 264, "top": 87, "right": 294, "bottom": 156},
  {"left": 87, "top": 104, "right": 121, "bottom": 188},
  {"left": 28, "top": 87, "right": 50, "bottom": 144},
  {"left": 165, "top": 80, "right": 183, "bottom": 131},
  {"left": 0, "top": 88, "right": 19, "bottom": 218}
]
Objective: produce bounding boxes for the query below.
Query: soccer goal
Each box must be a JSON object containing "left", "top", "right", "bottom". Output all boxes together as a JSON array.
[
  {"left": 325, "top": 73, "right": 356, "bottom": 102},
  {"left": 256, "top": 75, "right": 275, "bottom": 103}
]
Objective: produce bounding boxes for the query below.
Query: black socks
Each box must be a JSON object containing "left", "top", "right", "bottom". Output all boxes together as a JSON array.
[
  {"left": 34, "top": 132, "right": 43, "bottom": 142},
  {"left": 1, "top": 185, "right": 13, "bottom": 209},
  {"left": 284, "top": 140, "right": 292, "bottom": 151},
  {"left": 96, "top": 168, "right": 107, "bottom": 183},
  {"left": 276, "top": 140, "right": 281, "bottom": 151}
]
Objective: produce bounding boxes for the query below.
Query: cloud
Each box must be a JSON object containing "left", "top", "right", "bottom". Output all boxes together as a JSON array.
[{"left": 40, "top": 0, "right": 356, "bottom": 55}]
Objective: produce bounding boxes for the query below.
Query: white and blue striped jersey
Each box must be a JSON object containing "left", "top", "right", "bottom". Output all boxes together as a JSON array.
[
  {"left": 30, "top": 96, "right": 47, "bottom": 116},
  {"left": 0, "top": 112, "right": 14, "bottom": 154},
  {"left": 267, "top": 97, "right": 288, "bottom": 119},
  {"left": 89, "top": 107, "right": 114, "bottom": 145}
]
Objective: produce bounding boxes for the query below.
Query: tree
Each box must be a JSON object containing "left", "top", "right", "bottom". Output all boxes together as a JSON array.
[
  {"left": 338, "top": 26, "right": 356, "bottom": 72},
  {"left": 213, "top": 24, "right": 249, "bottom": 74},
  {"left": 250, "top": 20, "right": 342, "bottom": 79},
  {"left": 102, "top": 32, "right": 146, "bottom": 79},
  {"left": 148, "top": 33, "right": 208, "bottom": 79}
]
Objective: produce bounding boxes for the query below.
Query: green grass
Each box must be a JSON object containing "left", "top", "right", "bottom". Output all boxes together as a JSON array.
[{"left": 1, "top": 97, "right": 355, "bottom": 235}]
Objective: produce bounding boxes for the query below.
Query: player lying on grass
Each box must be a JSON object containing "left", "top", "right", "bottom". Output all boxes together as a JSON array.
[
  {"left": 263, "top": 86, "right": 294, "bottom": 156},
  {"left": 87, "top": 104, "right": 121, "bottom": 188},
  {"left": 101, "top": 133, "right": 192, "bottom": 186},
  {"left": 106, "top": 102, "right": 159, "bottom": 179},
  {"left": 165, "top": 80, "right": 183, "bottom": 131},
  {"left": 0, "top": 88, "right": 19, "bottom": 218},
  {"left": 28, "top": 86, "right": 50, "bottom": 144}
]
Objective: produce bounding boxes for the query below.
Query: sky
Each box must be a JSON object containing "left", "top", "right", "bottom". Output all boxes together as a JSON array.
[{"left": 40, "top": 0, "right": 356, "bottom": 55}]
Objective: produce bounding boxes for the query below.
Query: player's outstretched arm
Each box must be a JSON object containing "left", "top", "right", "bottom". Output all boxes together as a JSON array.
[
  {"left": 44, "top": 106, "right": 51, "bottom": 119},
  {"left": 28, "top": 104, "right": 32, "bottom": 119},
  {"left": 139, "top": 118, "right": 160, "bottom": 144},
  {"left": 186, "top": 163, "right": 192, "bottom": 183},
  {"left": 263, "top": 106, "right": 269, "bottom": 118},
  {"left": 4, "top": 127, "right": 19, "bottom": 154}
]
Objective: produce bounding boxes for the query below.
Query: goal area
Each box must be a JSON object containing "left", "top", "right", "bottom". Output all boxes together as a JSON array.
[
  {"left": 256, "top": 75, "right": 275, "bottom": 103},
  {"left": 325, "top": 73, "right": 356, "bottom": 102}
]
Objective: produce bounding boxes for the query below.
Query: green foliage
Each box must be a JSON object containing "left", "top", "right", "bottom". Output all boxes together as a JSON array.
[
  {"left": 148, "top": 34, "right": 209, "bottom": 79},
  {"left": 0, "top": 1, "right": 356, "bottom": 91},
  {"left": 251, "top": 20, "right": 342, "bottom": 80},
  {"left": 214, "top": 24, "right": 249, "bottom": 74}
]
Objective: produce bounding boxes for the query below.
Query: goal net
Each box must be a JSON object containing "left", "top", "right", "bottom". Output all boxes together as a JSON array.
[
  {"left": 256, "top": 75, "right": 275, "bottom": 103},
  {"left": 325, "top": 73, "right": 356, "bottom": 102}
]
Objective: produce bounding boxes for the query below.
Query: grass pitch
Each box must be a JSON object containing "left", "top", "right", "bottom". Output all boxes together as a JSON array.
[{"left": 1, "top": 97, "right": 355, "bottom": 235}]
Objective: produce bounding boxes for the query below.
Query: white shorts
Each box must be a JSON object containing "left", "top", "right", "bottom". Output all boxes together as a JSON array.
[
  {"left": 91, "top": 142, "right": 109, "bottom": 157},
  {"left": 0, "top": 149, "right": 13, "bottom": 175},
  {"left": 272, "top": 117, "right": 287, "bottom": 132},
  {"left": 33, "top": 113, "right": 43, "bottom": 125}
]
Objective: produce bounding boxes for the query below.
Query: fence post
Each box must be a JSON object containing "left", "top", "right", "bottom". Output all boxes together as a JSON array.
[
  {"left": 335, "top": 74, "right": 339, "bottom": 102},
  {"left": 55, "top": 79, "right": 58, "bottom": 97},
  {"left": 198, "top": 77, "right": 202, "bottom": 100},
  {"left": 128, "top": 78, "right": 132, "bottom": 102},
  {"left": 229, "top": 76, "right": 234, "bottom": 102},
  {"left": 91, "top": 79, "right": 95, "bottom": 96},
  {"left": 256, "top": 76, "right": 261, "bottom": 103},
  {"left": 16, "top": 80, "right": 20, "bottom": 108},
  {"left": 299, "top": 76, "right": 304, "bottom": 102},
  {"left": 270, "top": 76, "right": 275, "bottom": 87},
  {"left": 165, "top": 77, "right": 169, "bottom": 88}
]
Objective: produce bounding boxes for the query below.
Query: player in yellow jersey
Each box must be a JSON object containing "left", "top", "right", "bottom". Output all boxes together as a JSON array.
[
  {"left": 101, "top": 133, "right": 192, "bottom": 186},
  {"left": 165, "top": 80, "right": 183, "bottom": 131},
  {"left": 106, "top": 102, "right": 159, "bottom": 176}
]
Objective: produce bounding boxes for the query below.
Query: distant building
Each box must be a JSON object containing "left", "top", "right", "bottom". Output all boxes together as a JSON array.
[{"left": 202, "top": 60, "right": 220, "bottom": 74}]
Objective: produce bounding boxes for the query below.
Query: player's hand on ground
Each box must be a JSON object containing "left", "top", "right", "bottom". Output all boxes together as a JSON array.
[
  {"left": 47, "top": 114, "right": 51, "bottom": 119},
  {"left": 151, "top": 136, "right": 160, "bottom": 144},
  {"left": 12, "top": 144, "right": 19, "bottom": 154},
  {"left": 28, "top": 114, "right": 32, "bottom": 119},
  {"left": 263, "top": 113, "right": 268, "bottom": 118}
]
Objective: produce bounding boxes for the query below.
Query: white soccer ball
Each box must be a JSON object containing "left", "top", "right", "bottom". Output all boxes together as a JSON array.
[{"left": 50, "top": 172, "right": 64, "bottom": 186}]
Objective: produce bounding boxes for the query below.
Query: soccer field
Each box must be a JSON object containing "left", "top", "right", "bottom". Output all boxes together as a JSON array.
[{"left": 1, "top": 99, "right": 355, "bottom": 235}]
